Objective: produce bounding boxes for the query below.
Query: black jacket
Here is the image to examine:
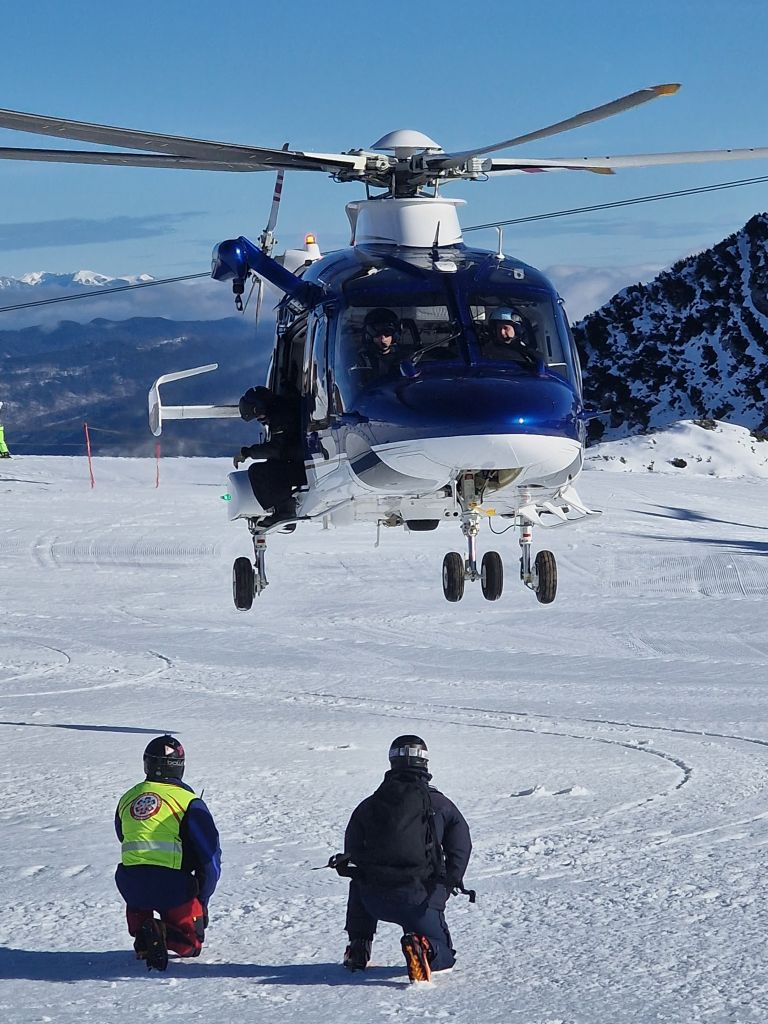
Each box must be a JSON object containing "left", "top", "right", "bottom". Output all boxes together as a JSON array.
[
  {"left": 344, "top": 769, "right": 472, "bottom": 889},
  {"left": 241, "top": 387, "right": 304, "bottom": 463}
]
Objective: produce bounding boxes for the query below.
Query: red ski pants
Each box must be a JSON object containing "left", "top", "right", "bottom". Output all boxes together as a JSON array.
[{"left": 126, "top": 897, "right": 205, "bottom": 957}]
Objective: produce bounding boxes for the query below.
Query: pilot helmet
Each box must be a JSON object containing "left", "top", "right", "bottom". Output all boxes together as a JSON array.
[
  {"left": 489, "top": 306, "right": 524, "bottom": 328},
  {"left": 363, "top": 307, "right": 401, "bottom": 344}
]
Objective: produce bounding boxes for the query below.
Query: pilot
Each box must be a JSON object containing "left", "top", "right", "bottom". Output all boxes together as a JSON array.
[
  {"left": 233, "top": 385, "right": 305, "bottom": 527},
  {"left": 359, "top": 308, "right": 404, "bottom": 378},
  {"left": 486, "top": 307, "right": 538, "bottom": 367}
]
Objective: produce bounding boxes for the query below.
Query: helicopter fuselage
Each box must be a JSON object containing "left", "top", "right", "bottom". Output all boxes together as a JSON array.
[{"left": 264, "top": 239, "right": 586, "bottom": 526}]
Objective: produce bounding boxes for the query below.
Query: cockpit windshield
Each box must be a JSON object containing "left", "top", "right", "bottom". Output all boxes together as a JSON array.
[{"left": 332, "top": 263, "right": 576, "bottom": 407}]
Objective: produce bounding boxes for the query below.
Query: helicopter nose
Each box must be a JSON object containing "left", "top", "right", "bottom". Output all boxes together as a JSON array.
[
  {"left": 356, "top": 374, "right": 582, "bottom": 485},
  {"left": 362, "top": 373, "right": 580, "bottom": 437}
]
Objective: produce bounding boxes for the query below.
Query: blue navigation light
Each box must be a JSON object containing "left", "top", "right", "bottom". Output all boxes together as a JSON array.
[{"left": 517, "top": 417, "right": 525, "bottom": 424}]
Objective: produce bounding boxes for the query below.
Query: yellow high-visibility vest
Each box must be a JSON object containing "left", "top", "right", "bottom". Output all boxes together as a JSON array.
[{"left": 118, "top": 781, "right": 196, "bottom": 869}]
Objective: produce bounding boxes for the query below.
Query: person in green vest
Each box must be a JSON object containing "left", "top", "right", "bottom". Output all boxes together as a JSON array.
[
  {"left": 115, "top": 735, "right": 222, "bottom": 971},
  {"left": 0, "top": 402, "right": 10, "bottom": 458}
]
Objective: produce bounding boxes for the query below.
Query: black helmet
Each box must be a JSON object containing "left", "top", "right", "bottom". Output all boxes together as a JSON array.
[
  {"left": 143, "top": 735, "right": 185, "bottom": 780},
  {"left": 388, "top": 734, "right": 429, "bottom": 771},
  {"left": 363, "top": 307, "right": 401, "bottom": 343},
  {"left": 238, "top": 386, "right": 270, "bottom": 422}
]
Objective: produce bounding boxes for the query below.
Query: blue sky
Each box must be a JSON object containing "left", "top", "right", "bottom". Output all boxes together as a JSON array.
[{"left": 0, "top": 0, "right": 767, "bottom": 302}]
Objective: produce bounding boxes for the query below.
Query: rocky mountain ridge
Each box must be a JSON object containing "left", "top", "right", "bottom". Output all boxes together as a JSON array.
[{"left": 573, "top": 212, "right": 768, "bottom": 440}]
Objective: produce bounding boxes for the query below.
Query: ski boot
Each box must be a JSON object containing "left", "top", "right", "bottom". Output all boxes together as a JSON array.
[
  {"left": 139, "top": 918, "right": 168, "bottom": 972},
  {"left": 401, "top": 933, "right": 432, "bottom": 982},
  {"left": 343, "top": 937, "right": 372, "bottom": 972}
]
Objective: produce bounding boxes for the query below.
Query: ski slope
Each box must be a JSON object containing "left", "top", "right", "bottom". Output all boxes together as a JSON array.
[{"left": 2, "top": 424, "right": 768, "bottom": 1023}]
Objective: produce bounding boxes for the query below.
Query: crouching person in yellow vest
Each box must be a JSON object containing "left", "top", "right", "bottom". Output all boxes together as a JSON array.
[{"left": 115, "top": 735, "right": 222, "bottom": 971}]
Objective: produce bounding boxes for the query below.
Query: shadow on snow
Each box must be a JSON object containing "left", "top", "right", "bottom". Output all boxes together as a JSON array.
[{"left": 0, "top": 948, "right": 406, "bottom": 987}]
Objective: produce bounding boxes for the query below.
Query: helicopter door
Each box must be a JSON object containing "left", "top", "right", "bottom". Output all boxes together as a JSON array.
[
  {"left": 304, "top": 311, "right": 330, "bottom": 430},
  {"left": 269, "top": 314, "right": 307, "bottom": 398}
]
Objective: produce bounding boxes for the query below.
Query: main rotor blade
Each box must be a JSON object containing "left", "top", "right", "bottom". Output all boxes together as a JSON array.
[
  {"left": 487, "top": 146, "right": 768, "bottom": 174},
  {"left": 265, "top": 145, "right": 289, "bottom": 235},
  {"left": 0, "top": 107, "right": 366, "bottom": 174},
  {"left": 0, "top": 147, "right": 276, "bottom": 171},
  {"left": 428, "top": 83, "right": 680, "bottom": 169}
]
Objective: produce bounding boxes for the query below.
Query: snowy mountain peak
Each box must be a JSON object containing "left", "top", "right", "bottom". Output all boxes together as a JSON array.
[
  {"left": 1, "top": 270, "right": 156, "bottom": 290},
  {"left": 573, "top": 212, "right": 768, "bottom": 441}
]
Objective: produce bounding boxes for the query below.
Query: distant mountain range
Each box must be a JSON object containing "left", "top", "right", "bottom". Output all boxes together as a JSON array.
[
  {"left": 572, "top": 212, "right": 768, "bottom": 441},
  {"left": 2, "top": 215, "right": 768, "bottom": 455},
  {"left": 0, "top": 270, "right": 153, "bottom": 291},
  {"left": 0, "top": 312, "right": 271, "bottom": 456}
]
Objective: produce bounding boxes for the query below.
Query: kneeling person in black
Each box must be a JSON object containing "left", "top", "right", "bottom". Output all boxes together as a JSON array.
[{"left": 339, "top": 735, "right": 472, "bottom": 981}]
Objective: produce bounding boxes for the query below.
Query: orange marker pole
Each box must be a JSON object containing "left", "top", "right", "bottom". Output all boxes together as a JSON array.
[{"left": 83, "top": 422, "right": 95, "bottom": 489}]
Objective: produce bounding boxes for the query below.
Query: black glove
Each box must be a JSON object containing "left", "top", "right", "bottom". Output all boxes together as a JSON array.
[
  {"left": 233, "top": 445, "right": 253, "bottom": 468},
  {"left": 449, "top": 881, "right": 477, "bottom": 903},
  {"left": 328, "top": 853, "right": 354, "bottom": 877}
]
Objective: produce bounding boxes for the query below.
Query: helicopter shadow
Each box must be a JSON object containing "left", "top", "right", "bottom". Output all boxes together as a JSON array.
[
  {"left": 0, "top": 722, "right": 166, "bottom": 735},
  {"left": 633, "top": 532, "right": 768, "bottom": 557},
  {"left": 0, "top": 947, "right": 405, "bottom": 987},
  {"left": 630, "top": 504, "right": 768, "bottom": 533},
  {"left": 0, "top": 474, "right": 50, "bottom": 486}
]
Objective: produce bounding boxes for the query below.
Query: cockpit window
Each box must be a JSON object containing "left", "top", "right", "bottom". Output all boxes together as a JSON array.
[
  {"left": 470, "top": 291, "right": 571, "bottom": 379},
  {"left": 336, "top": 288, "right": 462, "bottom": 403}
]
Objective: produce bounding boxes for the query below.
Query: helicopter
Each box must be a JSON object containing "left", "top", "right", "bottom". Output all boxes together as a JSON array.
[{"left": 1, "top": 84, "right": 767, "bottom": 610}]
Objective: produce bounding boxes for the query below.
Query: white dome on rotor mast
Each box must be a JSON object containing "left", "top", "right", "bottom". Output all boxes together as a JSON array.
[
  {"left": 346, "top": 197, "right": 466, "bottom": 248},
  {"left": 370, "top": 129, "right": 443, "bottom": 158}
]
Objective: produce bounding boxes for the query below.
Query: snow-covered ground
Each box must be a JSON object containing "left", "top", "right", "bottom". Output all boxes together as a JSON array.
[{"left": 2, "top": 424, "right": 768, "bottom": 1023}]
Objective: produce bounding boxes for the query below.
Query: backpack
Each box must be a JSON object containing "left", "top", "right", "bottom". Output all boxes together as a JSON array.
[{"left": 358, "top": 775, "right": 445, "bottom": 887}]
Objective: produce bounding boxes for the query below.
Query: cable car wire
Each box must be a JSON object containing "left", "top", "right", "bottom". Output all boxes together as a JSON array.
[
  {"left": 2, "top": 172, "right": 767, "bottom": 314},
  {"left": 463, "top": 172, "right": 768, "bottom": 232}
]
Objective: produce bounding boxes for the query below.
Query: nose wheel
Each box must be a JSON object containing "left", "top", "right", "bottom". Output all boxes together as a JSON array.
[
  {"left": 232, "top": 528, "right": 269, "bottom": 611},
  {"left": 442, "top": 552, "right": 465, "bottom": 602},
  {"left": 480, "top": 551, "right": 504, "bottom": 601},
  {"left": 441, "top": 507, "right": 505, "bottom": 602},
  {"left": 440, "top": 507, "right": 557, "bottom": 604}
]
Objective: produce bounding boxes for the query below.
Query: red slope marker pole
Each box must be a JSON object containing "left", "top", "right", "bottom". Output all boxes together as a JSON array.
[{"left": 83, "top": 422, "right": 95, "bottom": 489}]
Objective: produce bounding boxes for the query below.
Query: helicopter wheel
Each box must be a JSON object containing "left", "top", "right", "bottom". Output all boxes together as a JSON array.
[
  {"left": 442, "top": 552, "right": 465, "bottom": 602},
  {"left": 534, "top": 550, "right": 557, "bottom": 605},
  {"left": 233, "top": 556, "right": 255, "bottom": 611},
  {"left": 481, "top": 551, "right": 504, "bottom": 601}
]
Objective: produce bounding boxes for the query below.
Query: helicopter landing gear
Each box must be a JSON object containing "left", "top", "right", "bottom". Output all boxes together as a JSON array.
[
  {"left": 519, "top": 522, "right": 557, "bottom": 604},
  {"left": 232, "top": 527, "right": 269, "bottom": 611},
  {"left": 481, "top": 550, "right": 504, "bottom": 601},
  {"left": 442, "top": 552, "right": 465, "bottom": 602},
  {"left": 441, "top": 507, "right": 504, "bottom": 602},
  {"left": 233, "top": 556, "right": 254, "bottom": 610}
]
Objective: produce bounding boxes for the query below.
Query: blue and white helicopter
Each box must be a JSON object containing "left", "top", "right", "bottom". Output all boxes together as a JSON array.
[{"left": 1, "top": 84, "right": 767, "bottom": 608}]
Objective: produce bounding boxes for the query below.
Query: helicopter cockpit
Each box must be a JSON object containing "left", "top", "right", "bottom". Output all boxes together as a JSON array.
[{"left": 330, "top": 254, "right": 579, "bottom": 407}]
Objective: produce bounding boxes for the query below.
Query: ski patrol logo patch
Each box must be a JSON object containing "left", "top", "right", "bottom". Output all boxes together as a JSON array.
[{"left": 130, "top": 792, "right": 162, "bottom": 820}]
